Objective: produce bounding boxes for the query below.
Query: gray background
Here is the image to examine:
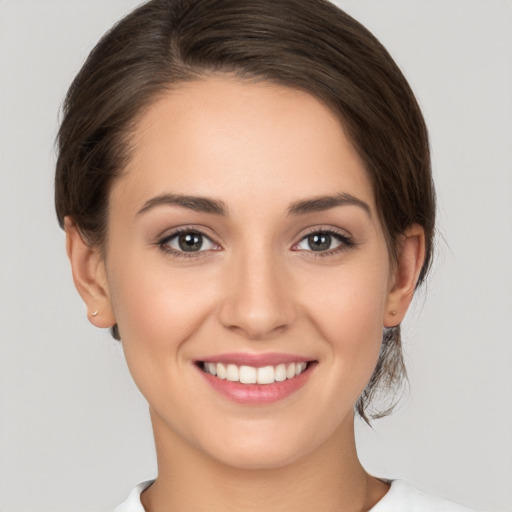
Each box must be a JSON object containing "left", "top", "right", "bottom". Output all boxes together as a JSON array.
[{"left": 1, "top": 0, "right": 511, "bottom": 510}]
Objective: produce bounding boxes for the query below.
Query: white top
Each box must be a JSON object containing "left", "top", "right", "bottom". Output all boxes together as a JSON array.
[{"left": 115, "top": 479, "right": 477, "bottom": 511}]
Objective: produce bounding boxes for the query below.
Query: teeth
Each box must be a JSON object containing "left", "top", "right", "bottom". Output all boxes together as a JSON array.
[
  {"left": 275, "top": 363, "right": 287, "bottom": 382},
  {"left": 239, "top": 365, "right": 257, "bottom": 384},
  {"left": 217, "top": 363, "right": 226, "bottom": 379},
  {"left": 226, "top": 364, "right": 239, "bottom": 382},
  {"left": 202, "top": 361, "right": 309, "bottom": 385},
  {"left": 286, "top": 363, "right": 296, "bottom": 379},
  {"left": 296, "top": 362, "right": 306, "bottom": 375},
  {"left": 257, "top": 366, "right": 274, "bottom": 384}
]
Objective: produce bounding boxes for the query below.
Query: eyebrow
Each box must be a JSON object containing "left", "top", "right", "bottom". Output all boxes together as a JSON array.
[
  {"left": 137, "top": 193, "right": 228, "bottom": 216},
  {"left": 136, "top": 192, "right": 371, "bottom": 218},
  {"left": 287, "top": 193, "right": 371, "bottom": 217}
]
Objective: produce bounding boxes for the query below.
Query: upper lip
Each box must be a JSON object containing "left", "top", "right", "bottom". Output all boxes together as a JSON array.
[{"left": 197, "top": 352, "right": 314, "bottom": 367}]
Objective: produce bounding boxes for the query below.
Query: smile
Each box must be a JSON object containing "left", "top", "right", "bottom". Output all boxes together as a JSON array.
[
  {"left": 196, "top": 356, "right": 316, "bottom": 405},
  {"left": 201, "top": 361, "right": 308, "bottom": 385}
]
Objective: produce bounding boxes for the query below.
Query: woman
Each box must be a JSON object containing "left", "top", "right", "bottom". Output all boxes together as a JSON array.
[{"left": 55, "top": 0, "right": 475, "bottom": 510}]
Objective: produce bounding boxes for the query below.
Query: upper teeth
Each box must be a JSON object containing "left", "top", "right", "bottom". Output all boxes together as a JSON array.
[{"left": 203, "top": 362, "right": 308, "bottom": 384}]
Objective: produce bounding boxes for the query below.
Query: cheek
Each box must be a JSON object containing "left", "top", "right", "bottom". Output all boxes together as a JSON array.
[
  {"left": 106, "top": 252, "right": 219, "bottom": 370},
  {"left": 304, "top": 260, "right": 389, "bottom": 335},
  {"left": 300, "top": 258, "right": 390, "bottom": 380}
]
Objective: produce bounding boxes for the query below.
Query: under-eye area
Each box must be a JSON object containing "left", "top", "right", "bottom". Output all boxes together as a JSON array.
[{"left": 197, "top": 361, "right": 316, "bottom": 385}]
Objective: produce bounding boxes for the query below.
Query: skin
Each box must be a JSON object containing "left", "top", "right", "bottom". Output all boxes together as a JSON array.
[{"left": 66, "top": 76, "right": 425, "bottom": 511}]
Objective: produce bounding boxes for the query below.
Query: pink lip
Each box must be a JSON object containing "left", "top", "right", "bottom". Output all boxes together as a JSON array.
[
  {"left": 198, "top": 352, "right": 312, "bottom": 367},
  {"left": 196, "top": 355, "right": 316, "bottom": 405}
]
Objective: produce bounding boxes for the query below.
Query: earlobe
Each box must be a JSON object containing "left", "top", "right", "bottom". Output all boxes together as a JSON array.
[
  {"left": 64, "top": 217, "right": 116, "bottom": 328},
  {"left": 384, "top": 224, "right": 426, "bottom": 327}
]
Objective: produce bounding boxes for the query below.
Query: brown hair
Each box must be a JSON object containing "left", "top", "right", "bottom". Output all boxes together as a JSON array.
[{"left": 55, "top": 0, "right": 435, "bottom": 422}]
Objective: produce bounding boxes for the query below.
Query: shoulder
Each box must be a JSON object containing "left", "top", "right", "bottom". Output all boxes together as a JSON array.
[
  {"left": 371, "top": 480, "right": 479, "bottom": 512},
  {"left": 114, "top": 480, "right": 154, "bottom": 512}
]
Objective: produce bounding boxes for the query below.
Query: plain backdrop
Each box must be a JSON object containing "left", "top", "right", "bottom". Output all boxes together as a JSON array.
[{"left": 0, "top": 1, "right": 511, "bottom": 510}]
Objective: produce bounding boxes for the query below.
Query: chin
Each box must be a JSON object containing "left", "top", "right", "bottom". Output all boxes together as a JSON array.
[
  {"left": 199, "top": 428, "right": 316, "bottom": 471},
  {"left": 213, "top": 445, "right": 304, "bottom": 471}
]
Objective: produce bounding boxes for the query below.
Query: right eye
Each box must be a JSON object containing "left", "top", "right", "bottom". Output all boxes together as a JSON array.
[{"left": 159, "top": 229, "right": 218, "bottom": 256}]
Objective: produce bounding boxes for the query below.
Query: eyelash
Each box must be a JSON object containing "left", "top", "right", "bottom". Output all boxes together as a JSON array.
[
  {"left": 156, "top": 227, "right": 354, "bottom": 259},
  {"left": 293, "top": 228, "right": 355, "bottom": 258},
  {"left": 157, "top": 227, "right": 218, "bottom": 259}
]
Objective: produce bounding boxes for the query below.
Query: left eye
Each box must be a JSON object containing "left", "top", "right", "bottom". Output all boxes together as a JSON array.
[
  {"left": 295, "top": 232, "right": 344, "bottom": 252},
  {"left": 162, "top": 231, "right": 217, "bottom": 252}
]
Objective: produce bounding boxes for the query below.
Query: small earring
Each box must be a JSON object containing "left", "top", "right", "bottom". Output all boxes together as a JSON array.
[
  {"left": 91, "top": 310, "right": 98, "bottom": 317},
  {"left": 390, "top": 310, "right": 398, "bottom": 316}
]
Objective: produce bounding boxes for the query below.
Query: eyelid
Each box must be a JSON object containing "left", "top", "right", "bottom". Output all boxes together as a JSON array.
[
  {"left": 157, "top": 226, "right": 222, "bottom": 257},
  {"left": 291, "top": 226, "right": 355, "bottom": 255}
]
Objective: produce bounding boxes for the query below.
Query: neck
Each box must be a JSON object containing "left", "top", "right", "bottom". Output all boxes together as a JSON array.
[{"left": 141, "top": 409, "right": 388, "bottom": 512}]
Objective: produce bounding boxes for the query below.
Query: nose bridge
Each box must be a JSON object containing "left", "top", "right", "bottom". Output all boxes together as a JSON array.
[{"left": 219, "top": 241, "right": 295, "bottom": 339}]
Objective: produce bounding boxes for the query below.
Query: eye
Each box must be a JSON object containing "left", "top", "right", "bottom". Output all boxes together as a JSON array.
[
  {"left": 160, "top": 230, "right": 218, "bottom": 254},
  {"left": 294, "top": 230, "right": 351, "bottom": 253}
]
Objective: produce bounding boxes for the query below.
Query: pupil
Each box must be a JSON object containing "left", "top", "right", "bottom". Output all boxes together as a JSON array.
[
  {"left": 309, "top": 233, "right": 331, "bottom": 251},
  {"left": 178, "top": 233, "right": 203, "bottom": 252}
]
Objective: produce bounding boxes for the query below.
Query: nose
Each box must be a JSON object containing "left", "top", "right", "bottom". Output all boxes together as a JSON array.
[{"left": 218, "top": 249, "right": 296, "bottom": 340}]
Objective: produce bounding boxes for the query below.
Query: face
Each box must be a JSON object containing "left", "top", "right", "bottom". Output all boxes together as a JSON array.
[{"left": 101, "top": 76, "right": 397, "bottom": 468}]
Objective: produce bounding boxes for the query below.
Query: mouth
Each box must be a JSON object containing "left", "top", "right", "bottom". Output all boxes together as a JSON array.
[
  {"left": 198, "top": 361, "right": 310, "bottom": 385},
  {"left": 195, "top": 355, "right": 317, "bottom": 405}
]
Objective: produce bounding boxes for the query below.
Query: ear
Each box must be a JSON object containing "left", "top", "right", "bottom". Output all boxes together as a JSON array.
[
  {"left": 64, "top": 217, "right": 116, "bottom": 328},
  {"left": 384, "top": 224, "right": 426, "bottom": 327}
]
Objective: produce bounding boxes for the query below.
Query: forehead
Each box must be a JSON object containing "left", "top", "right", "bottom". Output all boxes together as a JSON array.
[{"left": 115, "top": 76, "right": 375, "bottom": 216}]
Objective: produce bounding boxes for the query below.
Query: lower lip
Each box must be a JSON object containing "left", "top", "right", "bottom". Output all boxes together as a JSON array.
[{"left": 197, "top": 363, "right": 315, "bottom": 405}]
